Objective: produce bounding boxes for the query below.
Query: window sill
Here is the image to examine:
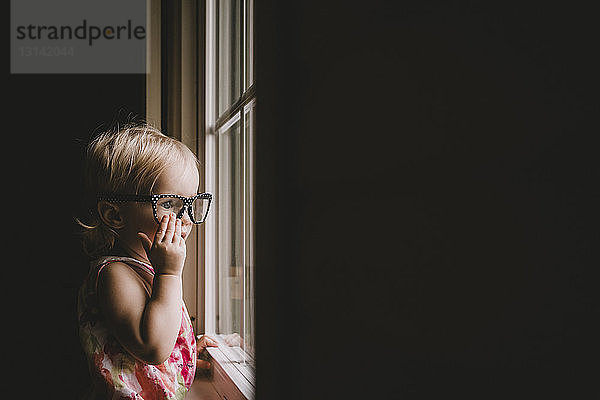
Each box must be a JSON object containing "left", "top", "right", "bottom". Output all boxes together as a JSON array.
[{"left": 203, "top": 335, "right": 255, "bottom": 400}]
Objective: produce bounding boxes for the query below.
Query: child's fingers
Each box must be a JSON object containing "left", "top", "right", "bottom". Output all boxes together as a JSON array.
[
  {"left": 203, "top": 336, "right": 219, "bottom": 347},
  {"left": 196, "top": 335, "right": 219, "bottom": 350},
  {"left": 163, "top": 212, "right": 176, "bottom": 242},
  {"left": 155, "top": 214, "right": 169, "bottom": 242},
  {"left": 173, "top": 217, "right": 182, "bottom": 243}
]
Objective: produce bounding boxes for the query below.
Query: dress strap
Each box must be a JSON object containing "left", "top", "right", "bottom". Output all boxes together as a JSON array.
[{"left": 92, "top": 256, "right": 155, "bottom": 293}]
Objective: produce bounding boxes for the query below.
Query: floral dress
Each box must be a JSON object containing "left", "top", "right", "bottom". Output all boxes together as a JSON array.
[{"left": 78, "top": 256, "right": 197, "bottom": 399}]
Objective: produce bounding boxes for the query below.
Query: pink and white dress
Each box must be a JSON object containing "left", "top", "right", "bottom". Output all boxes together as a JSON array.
[{"left": 78, "top": 256, "right": 196, "bottom": 399}]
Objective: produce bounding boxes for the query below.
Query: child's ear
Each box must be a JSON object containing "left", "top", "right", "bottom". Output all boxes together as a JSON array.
[{"left": 97, "top": 201, "right": 125, "bottom": 229}]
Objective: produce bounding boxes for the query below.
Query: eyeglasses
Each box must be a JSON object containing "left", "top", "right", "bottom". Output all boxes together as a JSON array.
[{"left": 98, "top": 193, "right": 213, "bottom": 224}]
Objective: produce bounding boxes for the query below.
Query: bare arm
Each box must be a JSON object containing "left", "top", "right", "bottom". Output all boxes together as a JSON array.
[{"left": 98, "top": 213, "right": 186, "bottom": 365}]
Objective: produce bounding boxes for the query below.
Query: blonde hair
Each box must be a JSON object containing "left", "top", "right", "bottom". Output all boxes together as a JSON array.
[{"left": 77, "top": 123, "right": 198, "bottom": 257}]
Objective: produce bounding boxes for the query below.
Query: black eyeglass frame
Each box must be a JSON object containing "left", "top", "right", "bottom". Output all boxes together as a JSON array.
[{"left": 98, "top": 193, "right": 213, "bottom": 224}]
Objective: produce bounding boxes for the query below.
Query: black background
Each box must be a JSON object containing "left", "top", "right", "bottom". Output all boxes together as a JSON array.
[
  {"left": 255, "top": 1, "right": 597, "bottom": 399},
  {"left": 4, "top": 72, "right": 145, "bottom": 395},
  {"left": 4, "top": 1, "right": 597, "bottom": 398}
]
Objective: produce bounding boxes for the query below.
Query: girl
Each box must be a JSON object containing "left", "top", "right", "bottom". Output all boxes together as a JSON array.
[{"left": 77, "top": 123, "right": 216, "bottom": 399}]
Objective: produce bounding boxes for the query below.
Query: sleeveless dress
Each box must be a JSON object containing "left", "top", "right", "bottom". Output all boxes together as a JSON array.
[{"left": 77, "top": 256, "right": 197, "bottom": 399}]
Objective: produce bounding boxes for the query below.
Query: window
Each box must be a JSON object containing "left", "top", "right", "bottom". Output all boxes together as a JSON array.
[
  {"left": 203, "top": 0, "right": 255, "bottom": 396},
  {"left": 205, "top": 0, "right": 256, "bottom": 367},
  {"left": 146, "top": 0, "right": 255, "bottom": 398}
]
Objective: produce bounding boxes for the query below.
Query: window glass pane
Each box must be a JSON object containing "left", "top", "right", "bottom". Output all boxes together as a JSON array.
[
  {"left": 243, "top": 100, "right": 255, "bottom": 357},
  {"left": 217, "top": 115, "right": 243, "bottom": 338},
  {"left": 218, "top": 0, "right": 241, "bottom": 115},
  {"left": 244, "top": 0, "right": 254, "bottom": 89}
]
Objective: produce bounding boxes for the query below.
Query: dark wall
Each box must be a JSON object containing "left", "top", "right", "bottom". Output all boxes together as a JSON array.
[
  {"left": 4, "top": 46, "right": 145, "bottom": 398},
  {"left": 255, "top": 1, "right": 596, "bottom": 399}
]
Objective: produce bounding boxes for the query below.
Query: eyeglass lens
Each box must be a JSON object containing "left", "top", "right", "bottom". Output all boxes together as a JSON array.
[
  {"left": 191, "top": 197, "right": 210, "bottom": 222},
  {"left": 156, "top": 197, "right": 210, "bottom": 223}
]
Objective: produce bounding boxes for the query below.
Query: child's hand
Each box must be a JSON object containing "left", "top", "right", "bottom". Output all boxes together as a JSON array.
[
  {"left": 138, "top": 213, "right": 186, "bottom": 276},
  {"left": 196, "top": 335, "right": 218, "bottom": 369}
]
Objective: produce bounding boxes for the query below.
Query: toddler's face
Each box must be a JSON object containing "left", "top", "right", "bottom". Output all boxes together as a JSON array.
[{"left": 120, "top": 161, "right": 200, "bottom": 248}]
